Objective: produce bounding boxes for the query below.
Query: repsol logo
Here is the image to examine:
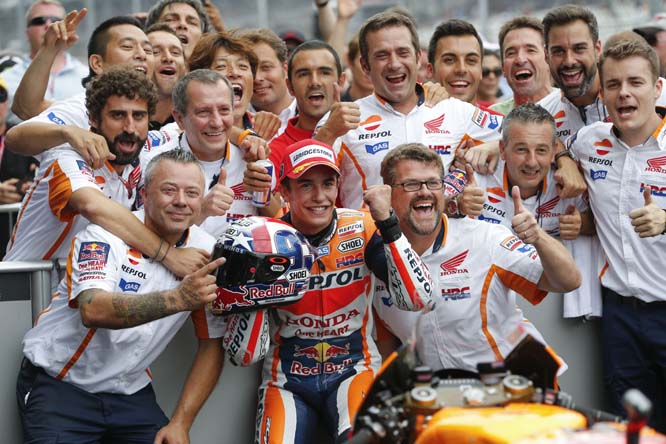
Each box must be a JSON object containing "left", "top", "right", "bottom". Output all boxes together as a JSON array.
[
  {"left": 556, "top": 129, "right": 571, "bottom": 138},
  {"left": 121, "top": 264, "right": 147, "bottom": 279},
  {"left": 358, "top": 130, "right": 392, "bottom": 141},
  {"left": 308, "top": 268, "right": 364, "bottom": 289},
  {"left": 588, "top": 156, "right": 613, "bottom": 166},
  {"left": 483, "top": 203, "right": 506, "bottom": 218}
]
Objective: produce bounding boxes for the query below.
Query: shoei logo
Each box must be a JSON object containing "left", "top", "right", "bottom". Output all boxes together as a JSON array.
[
  {"left": 645, "top": 156, "right": 666, "bottom": 174},
  {"left": 337, "top": 237, "right": 364, "bottom": 253},
  {"left": 594, "top": 139, "right": 612, "bottom": 155},
  {"left": 287, "top": 268, "right": 308, "bottom": 280}
]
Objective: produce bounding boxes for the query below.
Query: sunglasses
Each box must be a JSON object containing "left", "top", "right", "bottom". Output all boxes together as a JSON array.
[
  {"left": 0, "top": 89, "right": 7, "bottom": 103},
  {"left": 482, "top": 67, "right": 503, "bottom": 78},
  {"left": 28, "top": 16, "right": 62, "bottom": 27}
]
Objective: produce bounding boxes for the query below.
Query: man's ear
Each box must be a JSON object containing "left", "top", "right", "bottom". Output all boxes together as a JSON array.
[
  {"left": 89, "top": 54, "right": 104, "bottom": 76},
  {"left": 499, "top": 139, "right": 506, "bottom": 161}
]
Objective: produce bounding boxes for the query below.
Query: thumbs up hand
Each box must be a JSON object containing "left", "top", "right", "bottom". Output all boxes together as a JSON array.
[
  {"left": 510, "top": 185, "right": 541, "bottom": 244},
  {"left": 202, "top": 166, "right": 234, "bottom": 219},
  {"left": 559, "top": 203, "right": 582, "bottom": 240},
  {"left": 629, "top": 186, "right": 666, "bottom": 237},
  {"left": 459, "top": 164, "right": 484, "bottom": 217}
]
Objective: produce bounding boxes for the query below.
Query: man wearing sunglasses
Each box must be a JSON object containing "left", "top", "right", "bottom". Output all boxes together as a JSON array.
[{"left": 2, "top": 0, "right": 87, "bottom": 126}]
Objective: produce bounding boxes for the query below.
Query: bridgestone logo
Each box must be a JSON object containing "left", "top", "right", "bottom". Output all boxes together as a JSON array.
[{"left": 290, "top": 146, "right": 334, "bottom": 164}]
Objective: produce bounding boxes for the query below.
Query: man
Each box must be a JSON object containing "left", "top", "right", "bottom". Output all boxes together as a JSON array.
[
  {"left": 315, "top": 10, "right": 502, "bottom": 210},
  {"left": 5, "top": 67, "right": 204, "bottom": 278},
  {"left": 634, "top": 26, "right": 666, "bottom": 77},
  {"left": 427, "top": 19, "right": 487, "bottom": 109},
  {"left": 243, "top": 28, "right": 297, "bottom": 135},
  {"left": 3, "top": 0, "right": 87, "bottom": 125},
  {"left": 143, "top": 69, "right": 279, "bottom": 238},
  {"left": 490, "top": 16, "right": 555, "bottom": 116},
  {"left": 567, "top": 37, "right": 666, "bottom": 432},
  {"left": 145, "top": 0, "right": 212, "bottom": 60},
  {"left": 7, "top": 15, "right": 156, "bottom": 167},
  {"left": 223, "top": 139, "right": 433, "bottom": 443},
  {"left": 374, "top": 142, "right": 580, "bottom": 373},
  {"left": 18, "top": 148, "right": 227, "bottom": 443},
  {"left": 146, "top": 24, "right": 188, "bottom": 131}
]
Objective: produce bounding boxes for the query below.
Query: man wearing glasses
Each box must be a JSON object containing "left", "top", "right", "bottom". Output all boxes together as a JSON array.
[
  {"left": 374, "top": 142, "right": 581, "bottom": 374},
  {"left": 2, "top": 0, "right": 87, "bottom": 125}
]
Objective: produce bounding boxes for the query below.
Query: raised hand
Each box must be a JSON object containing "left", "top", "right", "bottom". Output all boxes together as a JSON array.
[
  {"left": 559, "top": 203, "right": 582, "bottom": 240},
  {"left": 459, "top": 163, "right": 484, "bottom": 216},
  {"left": 363, "top": 184, "right": 392, "bottom": 222},
  {"left": 629, "top": 186, "right": 666, "bottom": 238},
  {"left": 175, "top": 257, "right": 226, "bottom": 311},
  {"left": 511, "top": 185, "right": 540, "bottom": 244},
  {"left": 202, "top": 166, "right": 234, "bottom": 218}
]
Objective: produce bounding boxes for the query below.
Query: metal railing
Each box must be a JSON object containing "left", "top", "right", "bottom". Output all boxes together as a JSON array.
[{"left": 0, "top": 259, "right": 62, "bottom": 324}]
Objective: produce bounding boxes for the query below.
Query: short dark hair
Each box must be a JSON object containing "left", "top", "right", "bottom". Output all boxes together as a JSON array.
[
  {"left": 144, "top": 148, "right": 204, "bottom": 190},
  {"left": 145, "top": 0, "right": 211, "bottom": 34},
  {"left": 498, "top": 16, "right": 544, "bottom": 62},
  {"left": 287, "top": 40, "right": 342, "bottom": 82},
  {"left": 428, "top": 19, "right": 483, "bottom": 65},
  {"left": 145, "top": 22, "right": 179, "bottom": 37},
  {"left": 172, "top": 69, "right": 234, "bottom": 115},
  {"left": 82, "top": 16, "right": 144, "bottom": 86},
  {"left": 358, "top": 10, "right": 419, "bottom": 68},
  {"left": 502, "top": 103, "right": 556, "bottom": 147},
  {"left": 543, "top": 4, "right": 599, "bottom": 47},
  {"left": 86, "top": 65, "right": 158, "bottom": 126},
  {"left": 632, "top": 26, "right": 666, "bottom": 47},
  {"left": 380, "top": 143, "right": 444, "bottom": 185},
  {"left": 599, "top": 37, "right": 660, "bottom": 84},
  {"left": 188, "top": 32, "right": 258, "bottom": 76},
  {"left": 240, "top": 28, "right": 289, "bottom": 64}
]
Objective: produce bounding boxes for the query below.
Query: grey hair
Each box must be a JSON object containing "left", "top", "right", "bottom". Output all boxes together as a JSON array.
[
  {"left": 502, "top": 103, "right": 556, "bottom": 147},
  {"left": 172, "top": 69, "right": 234, "bottom": 115},
  {"left": 145, "top": 0, "right": 211, "bottom": 34},
  {"left": 25, "top": 0, "right": 65, "bottom": 25},
  {"left": 380, "top": 143, "right": 445, "bottom": 185},
  {"left": 143, "top": 149, "right": 204, "bottom": 189}
]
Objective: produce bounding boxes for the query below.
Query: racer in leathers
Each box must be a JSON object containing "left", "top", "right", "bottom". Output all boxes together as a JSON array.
[{"left": 222, "top": 139, "right": 433, "bottom": 444}]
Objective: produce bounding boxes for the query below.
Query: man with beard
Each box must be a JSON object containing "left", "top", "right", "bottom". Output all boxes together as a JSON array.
[
  {"left": 17, "top": 148, "right": 227, "bottom": 443},
  {"left": 374, "top": 143, "right": 580, "bottom": 373},
  {"left": 490, "top": 16, "right": 555, "bottom": 115},
  {"left": 4, "top": 67, "right": 207, "bottom": 280},
  {"left": 146, "top": 24, "right": 188, "bottom": 131}
]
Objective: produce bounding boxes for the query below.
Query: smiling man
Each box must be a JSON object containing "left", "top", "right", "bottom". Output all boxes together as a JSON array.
[
  {"left": 145, "top": 0, "right": 212, "bottom": 60},
  {"left": 566, "top": 37, "right": 666, "bottom": 432}
]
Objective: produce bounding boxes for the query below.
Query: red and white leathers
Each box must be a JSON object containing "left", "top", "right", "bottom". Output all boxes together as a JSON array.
[
  {"left": 141, "top": 131, "right": 258, "bottom": 239},
  {"left": 374, "top": 215, "right": 562, "bottom": 373},
  {"left": 568, "top": 119, "right": 666, "bottom": 302},
  {"left": 21, "top": 211, "right": 226, "bottom": 394},
  {"left": 472, "top": 162, "right": 598, "bottom": 318},
  {"left": 5, "top": 148, "right": 141, "bottom": 261},
  {"left": 223, "top": 209, "right": 432, "bottom": 444},
  {"left": 317, "top": 85, "right": 502, "bottom": 209}
]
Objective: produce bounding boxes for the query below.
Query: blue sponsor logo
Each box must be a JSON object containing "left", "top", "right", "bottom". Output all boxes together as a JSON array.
[
  {"left": 365, "top": 141, "right": 389, "bottom": 155},
  {"left": 148, "top": 132, "right": 161, "bottom": 147},
  {"left": 317, "top": 245, "right": 330, "bottom": 257},
  {"left": 478, "top": 214, "right": 501, "bottom": 224},
  {"left": 119, "top": 278, "right": 141, "bottom": 292},
  {"left": 590, "top": 169, "right": 607, "bottom": 181},
  {"left": 517, "top": 243, "right": 536, "bottom": 255},
  {"left": 488, "top": 114, "right": 500, "bottom": 130},
  {"left": 381, "top": 294, "right": 393, "bottom": 307},
  {"left": 47, "top": 112, "right": 66, "bottom": 125},
  {"left": 78, "top": 242, "right": 110, "bottom": 263}
]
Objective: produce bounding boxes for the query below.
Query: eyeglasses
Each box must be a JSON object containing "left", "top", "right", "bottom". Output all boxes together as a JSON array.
[
  {"left": 482, "top": 67, "right": 503, "bottom": 78},
  {"left": 28, "top": 16, "right": 62, "bottom": 27},
  {"left": 0, "top": 89, "right": 7, "bottom": 103},
  {"left": 392, "top": 179, "right": 445, "bottom": 192}
]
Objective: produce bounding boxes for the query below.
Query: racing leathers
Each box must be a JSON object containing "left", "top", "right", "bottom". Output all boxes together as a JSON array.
[{"left": 223, "top": 208, "right": 432, "bottom": 444}]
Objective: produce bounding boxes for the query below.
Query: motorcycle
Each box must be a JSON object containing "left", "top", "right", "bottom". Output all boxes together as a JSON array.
[{"left": 346, "top": 328, "right": 666, "bottom": 444}]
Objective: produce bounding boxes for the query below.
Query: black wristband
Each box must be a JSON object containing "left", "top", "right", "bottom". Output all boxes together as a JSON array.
[
  {"left": 375, "top": 209, "right": 402, "bottom": 243},
  {"left": 554, "top": 148, "right": 575, "bottom": 163}
]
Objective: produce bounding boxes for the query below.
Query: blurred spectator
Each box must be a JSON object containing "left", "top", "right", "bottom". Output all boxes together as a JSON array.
[
  {"left": 633, "top": 25, "right": 666, "bottom": 77},
  {"left": 3, "top": 0, "right": 87, "bottom": 126},
  {"left": 279, "top": 30, "right": 306, "bottom": 55},
  {"left": 341, "top": 34, "right": 373, "bottom": 101},
  {"left": 145, "top": 0, "right": 214, "bottom": 59},
  {"left": 478, "top": 49, "right": 502, "bottom": 106}
]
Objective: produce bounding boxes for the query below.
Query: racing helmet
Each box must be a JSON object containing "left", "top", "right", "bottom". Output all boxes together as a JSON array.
[{"left": 209, "top": 216, "right": 316, "bottom": 315}]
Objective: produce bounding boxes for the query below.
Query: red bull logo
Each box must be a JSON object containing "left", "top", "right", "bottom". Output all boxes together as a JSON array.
[
  {"left": 210, "top": 287, "right": 252, "bottom": 313},
  {"left": 78, "top": 242, "right": 110, "bottom": 263},
  {"left": 293, "top": 342, "right": 350, "bottom": 363}
]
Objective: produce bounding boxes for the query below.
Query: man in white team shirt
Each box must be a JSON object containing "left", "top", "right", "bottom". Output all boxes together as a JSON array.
[
  {"left": 373, "top": 142, "right": 580, "bottom": 374},
  {"left": 142, "top": 69, "right": 280, "bottom": 238},
  {"left": 314, "top": 10, "right": 502, "bottom": 210},
  {"left": 567, "top": 37, "right": 666, "bottom": 432},
  {"left": 4, "top": 67, "right": 205, "bottom": 278},
  {"left": 18, "top": 149, "right": 227, "bottom": 443}
]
